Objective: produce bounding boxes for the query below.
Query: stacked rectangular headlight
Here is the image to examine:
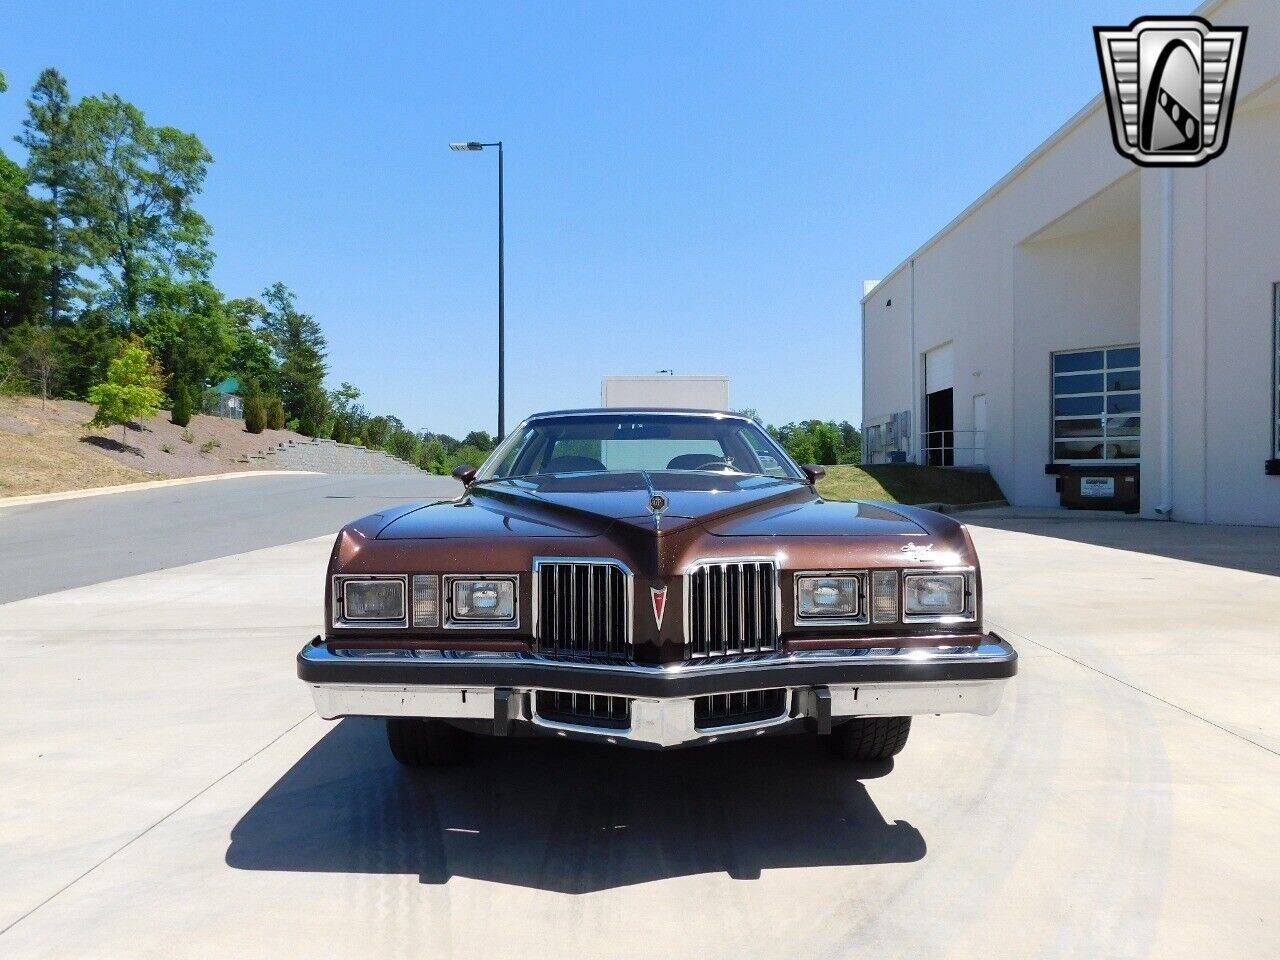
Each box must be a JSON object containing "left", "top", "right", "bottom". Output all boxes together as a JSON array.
[
  {"left": 903, "top": 572, "right": 969, "bottom": 618},
  {"left": 446, "top": 575, "right": 518, "bottom": 627},
  {"left": 795, "top": 573, "right": 862, "bottom": 623},
  {"left": 339, "top": 577, "right": 406, "bottom": 623}
]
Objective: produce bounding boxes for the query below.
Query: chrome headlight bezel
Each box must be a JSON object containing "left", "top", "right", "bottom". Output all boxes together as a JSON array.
[
  {"left": 332, "top": 575, "right": 409, "bottom": 629},
  {"left": 901, "top": 568, "right": 976, "bottom": 624},
  {"left": 444, "top": 574, "right": 520, "bottom": 629},
  {"left": 792, "top": 570, "right": 869, "bottom": 626}
]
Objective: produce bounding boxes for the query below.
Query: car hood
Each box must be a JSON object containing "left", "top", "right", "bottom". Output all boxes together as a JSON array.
[{"left": 375, "top": 471, "right": 928, "bottom": 539}]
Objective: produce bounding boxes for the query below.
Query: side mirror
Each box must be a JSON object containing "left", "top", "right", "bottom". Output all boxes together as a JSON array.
[
  {"left": 452, "top": 464, "right": 478, "bottom": 486},
  {"left": 801, "top": 464, "right": 826, "bottom": 486}
]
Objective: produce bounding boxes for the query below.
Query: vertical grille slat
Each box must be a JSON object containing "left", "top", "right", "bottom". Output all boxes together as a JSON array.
[
  {"left": 535, "top": 690, "right": 631, "bottom": 729},
  {"left": 535, "top": 560, "right": 631, "bottom": 660},
  {"left": 693, "top": 689, "right": 787, "bottom": 730},
  {"left": 686, "top": 559, "right": 779, "bottom": 658}
]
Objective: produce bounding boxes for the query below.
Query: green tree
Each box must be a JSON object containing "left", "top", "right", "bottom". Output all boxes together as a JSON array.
[
  {"left": 265, "top": 394, "right": 286, "bottom": 431},
  {"left": 134, "top": 275, "right": 233, "bottom": 391},
  {"left": 54, "top": 309, "right": 120, "bottom": 399},
  {"left": 170, "top": 382, "right": 192, "bottom": 427},
  {"left": 260, "top": 282, "right": 327, "bottom": 421},
  {"left": 69, "top": 94, "right": 213, "bottom": 323},
  {"left": 330, "top": 415, "right": 351, "bottom": 444},
  {"left": 18, "top": 68, "right": 83, "bottom": 326},
  {"left": 364, "top": 415, "right": 390, "bottom": 448},
  {"left": 11, "top": 324, "right": 59, "bottom": 406},
  {"left": 243, "top": 392, "right": 266, "bottom": 434},
  {"left": 0, "top": 132, "right": 50, "bottom": 329},
  {"left": 418, "top": 437, "right": 444, "bottom": 472},
  {"left": 224, "top": 297, "right": 277, "bottom": 389},
  {"left": 462, "top": 429, "right": 494, "bottom": 451},
  {"left": 87, "top": 336, "right": 165, "bottom": 444},
  {"left": 387, "top": 427, "right": 419, "bottom": 462},
  {"left": 295, "top": 385, "right": 328, "bottom": 437},
  {"left": 447, "top": 444, "right": 488, "bottom": 471}
]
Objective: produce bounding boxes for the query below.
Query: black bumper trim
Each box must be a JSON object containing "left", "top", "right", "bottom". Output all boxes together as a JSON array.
[{"left": 298, "top": 635, "right": 1017, "bottom": 699}]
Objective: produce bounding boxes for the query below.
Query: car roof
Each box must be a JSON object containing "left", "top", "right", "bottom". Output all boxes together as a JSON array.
[{"left": 524, "top": 407, "right": 752, "bottom": 421}]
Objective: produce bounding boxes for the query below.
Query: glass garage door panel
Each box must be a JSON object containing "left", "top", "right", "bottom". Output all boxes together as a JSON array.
[{"left": 1051, "top": 346, "right": 1140, "bottom": 463}]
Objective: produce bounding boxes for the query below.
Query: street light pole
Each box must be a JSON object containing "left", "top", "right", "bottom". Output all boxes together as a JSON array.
[
  {"left": 450, "top": 140, "right": 505, "bottom": 440},
  {"left": 497, "top": 142, "right": 504, "bottom": 442}
]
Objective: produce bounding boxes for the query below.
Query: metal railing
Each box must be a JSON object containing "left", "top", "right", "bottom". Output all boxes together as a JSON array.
[{"left": 919, "top": 429, "right": 987, "bottom": 468}]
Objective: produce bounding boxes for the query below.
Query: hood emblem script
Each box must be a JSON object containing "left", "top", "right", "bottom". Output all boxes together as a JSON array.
[
  {"left": 650, "top": 586, "right": 668, "bottom": 630},
  {"left": 900, "top": 542, "right": 935, "bottom": 562}
]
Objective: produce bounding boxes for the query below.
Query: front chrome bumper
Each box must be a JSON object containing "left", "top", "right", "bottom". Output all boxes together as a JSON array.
[{"left": 299, "top": 636, "right": 1017, "bottom": 749}]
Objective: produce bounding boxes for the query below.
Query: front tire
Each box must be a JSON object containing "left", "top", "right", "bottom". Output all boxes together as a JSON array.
[
  {"left": 386, "top": 718, "right": 474, "bottom": 767},
  {"left": 829, "top": 716, "right": 912, "bottom": 761}
]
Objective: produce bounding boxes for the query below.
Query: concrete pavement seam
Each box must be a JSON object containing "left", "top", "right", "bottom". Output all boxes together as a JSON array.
[
  {"left": 990, "top": 620, "right": 1279, "bottom": 758},
  {"left": 0, "top": 710, "right": 316, "bottom": 939}
]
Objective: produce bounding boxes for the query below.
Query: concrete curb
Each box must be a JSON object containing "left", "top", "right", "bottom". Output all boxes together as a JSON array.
[
  {"left": 918, "top": 499, "right": 1010, "bottom": 515},
  {"left": 0, "top": 470, "right": 323, "bottom": 510}
]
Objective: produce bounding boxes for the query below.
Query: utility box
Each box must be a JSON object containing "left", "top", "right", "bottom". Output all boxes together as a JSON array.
[
  {"left": 601, "top": 376, "right": 729, "bottom": 410},
  {"left": 1054, "top": 465, "right": 1140, "bottom": 513}
]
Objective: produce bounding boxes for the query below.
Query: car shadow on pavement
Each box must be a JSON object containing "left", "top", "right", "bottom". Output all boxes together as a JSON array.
[{"left": 226, "top": 718, "right": 925, "bottom": 893}]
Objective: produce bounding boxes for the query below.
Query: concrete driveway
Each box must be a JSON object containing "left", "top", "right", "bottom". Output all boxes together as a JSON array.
[{"left": 0, "top": 515, "right": 1276, "bottom": 958}]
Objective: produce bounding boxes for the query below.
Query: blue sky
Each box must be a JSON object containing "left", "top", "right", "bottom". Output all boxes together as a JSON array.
[{"left": 3, "top": 0, "right": 1173, "bottom": 436}]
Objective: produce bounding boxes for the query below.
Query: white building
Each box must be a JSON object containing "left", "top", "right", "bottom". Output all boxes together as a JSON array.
[
  {"left": 601, "top": 376, "right": 730, "bottom": 410},
  {"left": 860, "top": 0, "right": 1280, "bottom": 526}
]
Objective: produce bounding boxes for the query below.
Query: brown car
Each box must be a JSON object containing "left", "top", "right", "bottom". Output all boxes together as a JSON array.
[{"left": 298, "top": 408, "right": 1016, "bottom": 766}]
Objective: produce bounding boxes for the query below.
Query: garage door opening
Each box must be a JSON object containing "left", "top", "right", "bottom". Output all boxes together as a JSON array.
[{"left": 924, "top": 344, "right": 954, "bottom": 466}]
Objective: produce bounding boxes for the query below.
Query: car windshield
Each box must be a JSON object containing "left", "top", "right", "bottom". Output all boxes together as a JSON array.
[{"left": 478, "top": 413, "right": 804, "bottom": 481}]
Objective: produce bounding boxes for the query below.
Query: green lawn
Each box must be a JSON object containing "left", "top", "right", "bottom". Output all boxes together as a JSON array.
[{"left": 816, "top": 463, "right": 1006, "bottom": 506}]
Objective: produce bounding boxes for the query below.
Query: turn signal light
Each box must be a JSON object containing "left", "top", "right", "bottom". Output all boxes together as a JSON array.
[
  {"left": 870, "top": 570, "right": 898, "bottom": 623},
  {"left": 412, "top": 574, "right": 440, "bottom": 627}
]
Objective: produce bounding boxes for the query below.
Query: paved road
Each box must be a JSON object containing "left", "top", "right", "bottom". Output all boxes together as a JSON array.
[
  {"left": 0, "top": 473, "right": 460, "bottom": 603},
  {"left": 0, "top": 518, "right": 1276, "bottom": 958}
]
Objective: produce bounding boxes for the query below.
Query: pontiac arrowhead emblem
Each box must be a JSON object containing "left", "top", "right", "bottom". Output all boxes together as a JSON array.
[{"left": 650, "top": 586, "right": 668, "bottom": 630}]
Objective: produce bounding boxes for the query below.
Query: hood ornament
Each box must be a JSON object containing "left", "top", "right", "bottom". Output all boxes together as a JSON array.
[
  {"left": 650, "top": 586, "right": 668, "bottom": 631},
  {"left": 647, "top": 491, "right": 667, "bottom": 531}
]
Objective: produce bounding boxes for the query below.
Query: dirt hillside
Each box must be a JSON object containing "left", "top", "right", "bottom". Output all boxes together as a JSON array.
[{"left": 0, "top": 395, "right": 306, "bottom": 497}]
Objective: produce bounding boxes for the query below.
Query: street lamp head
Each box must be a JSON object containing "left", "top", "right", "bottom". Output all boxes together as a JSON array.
[{"left": 449, "top": 141, "right": 485, "bottom": 151}]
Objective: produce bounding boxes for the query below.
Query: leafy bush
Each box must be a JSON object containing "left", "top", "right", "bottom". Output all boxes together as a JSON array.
[
  {"left": 200, "top": 439, "right": 217, "bottom": 454},
  {"left": 170, "top": 383, "right": 192, "bottom": 427},
  {"left": 160, "top": 442, "right": 174, "bottom": 454},
  {"left": 243, "top": 394, "right": 266, "bottom": 434},
  {"left": 265, "top": 394, "right": 286, "bottom": 431},
  {"left": 180, "top": 428, "right": 195, "bottom": 444}
]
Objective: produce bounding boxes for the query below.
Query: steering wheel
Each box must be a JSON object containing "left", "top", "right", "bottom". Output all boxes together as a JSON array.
[{"left": 688, "top": 458, "right": 734, "bottom": 471}]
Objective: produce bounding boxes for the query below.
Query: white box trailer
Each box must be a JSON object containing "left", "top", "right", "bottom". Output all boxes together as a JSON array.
[{"left": 601, "top": 376, "right": 729, "bottom": 411}]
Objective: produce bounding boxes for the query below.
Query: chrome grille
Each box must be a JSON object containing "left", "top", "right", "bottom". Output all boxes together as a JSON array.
[
  {"left": 533, "top": 560, "right": 631, "bottom": 659},
  {"left": 535, "top": 691, "right": 631, "bottom": 730},
  {"left": 694, "top": 689, "right": 788, "bottom": 730},
  {"left": 686, "top": 559, "right": 780, "bottom": 657}
]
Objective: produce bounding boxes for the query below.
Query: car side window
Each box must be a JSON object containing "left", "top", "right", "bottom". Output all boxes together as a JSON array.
[{"left": 736, "top": 426, "right": 787, "bottom": 476}]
